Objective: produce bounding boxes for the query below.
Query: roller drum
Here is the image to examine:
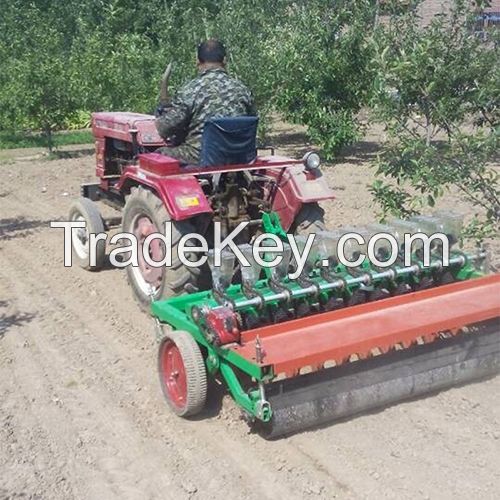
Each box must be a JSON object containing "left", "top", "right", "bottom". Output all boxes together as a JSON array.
[{"left": 258, "top": 321, "right": 500, "bottom": 439}]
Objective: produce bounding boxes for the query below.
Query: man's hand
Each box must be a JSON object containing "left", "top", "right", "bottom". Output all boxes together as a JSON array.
[{"left": 155, "top": 104, "right": 168, "bottom": 117}]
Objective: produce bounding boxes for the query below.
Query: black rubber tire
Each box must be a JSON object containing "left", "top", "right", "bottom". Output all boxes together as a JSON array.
[
  {"left": 158, "top": 330, "right": 207, "bottom": 417},
  {"left": 121, "top": 186, "right": 200, "bottom": 310},
  {"left": 291, "top": 202, "right": 326, "bottom": 236},
  {"left": 68, "top": 198, "right": 106, "bottom": 271}
]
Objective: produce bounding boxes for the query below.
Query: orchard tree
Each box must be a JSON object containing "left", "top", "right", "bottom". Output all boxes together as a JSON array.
[
  {"left": 0, "top": 0, "right": 379, "bottom": 155},
  {"left": 19, "top": 28, "right": 76, "bottom": 152},
  {"left": 268, "top": 0, "right": 378, "bottom": 158},
  {"left": 370, "top": 0, "right": 499, "bottom": 240},
  {"left": 0, "top": 3, "right": 78, "bottom": 151}
]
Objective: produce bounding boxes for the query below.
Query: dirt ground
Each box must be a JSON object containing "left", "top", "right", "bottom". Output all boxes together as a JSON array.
[{"left": 0, "top": 127, "right": 499, "bottom": 500}]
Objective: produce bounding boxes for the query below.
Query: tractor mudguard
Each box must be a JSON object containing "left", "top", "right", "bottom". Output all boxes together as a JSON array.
[
  {"left": 119, "top": 167, "right": 212, "bottom": 221},
  {"left": 267, "top": 165, "right": 335, "bottom": 230}
]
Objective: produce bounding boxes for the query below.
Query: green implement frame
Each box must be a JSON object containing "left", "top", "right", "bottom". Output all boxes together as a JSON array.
[{"left": 152, "top": 246, "right": 484, "bottom": 422}]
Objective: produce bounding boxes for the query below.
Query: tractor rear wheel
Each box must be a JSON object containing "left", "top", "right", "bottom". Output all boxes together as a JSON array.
[
  {"left": 69, "top": 198, "right": 106, "bottom": 271},
  {"left": 121, "top": 186, "right": 200, "bottom": 310},
  {"left": 158, "top": 330, "right": 207, "bottom": 417},
  {"left": 291, "top": 202, "right": 326, "bottom": 236}
]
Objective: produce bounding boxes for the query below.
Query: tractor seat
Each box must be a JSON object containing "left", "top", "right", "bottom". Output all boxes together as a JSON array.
[{"left": 200, "top": 116, "right": 258, "bottom": 167}]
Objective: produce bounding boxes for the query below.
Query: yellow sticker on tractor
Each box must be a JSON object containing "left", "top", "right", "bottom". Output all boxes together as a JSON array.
[{"left": 177, "top": 196, "right": 200, "bottom": 208}]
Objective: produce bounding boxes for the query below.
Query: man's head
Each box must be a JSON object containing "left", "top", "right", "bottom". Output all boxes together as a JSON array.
[{"left": 197, "top": 39, "right": 226, "bottom": 69}]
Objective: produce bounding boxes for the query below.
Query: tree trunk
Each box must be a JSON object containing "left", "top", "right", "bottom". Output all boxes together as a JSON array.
[
  {"left": 425, "top": 114, "right": 432, "bottom": 147},
  {"left": 44, "top": 125, "right": 53, "bottom": 153},
  {"left": 374, "top": 0, "right": 380, "bottom": 29}
]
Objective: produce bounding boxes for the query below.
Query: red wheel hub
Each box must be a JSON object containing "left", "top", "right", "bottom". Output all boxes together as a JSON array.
[
  {"left": 160, "top": 340, "right": 187, "bottom": 409},
  {"left": 134, "top": 215, "right": 164, "bottom": 287}
]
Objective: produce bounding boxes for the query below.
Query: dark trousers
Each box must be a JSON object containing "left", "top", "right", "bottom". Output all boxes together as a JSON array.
[{"left": 156, "top": 144, "right": 199, "bottom": 165}]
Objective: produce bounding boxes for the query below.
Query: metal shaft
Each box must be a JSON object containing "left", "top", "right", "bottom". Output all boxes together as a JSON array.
[{"left": 233, "top": 254, "right": 473, "bottom": 311}]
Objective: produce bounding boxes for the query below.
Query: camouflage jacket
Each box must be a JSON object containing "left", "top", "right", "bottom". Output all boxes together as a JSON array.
[{"left": 155, "top": 67, "right": 256, "bottom": 162}]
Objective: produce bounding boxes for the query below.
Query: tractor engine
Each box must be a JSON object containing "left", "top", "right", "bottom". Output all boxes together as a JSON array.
[{"left": 92, "top": 112, "right": 165, "bottom": 178}]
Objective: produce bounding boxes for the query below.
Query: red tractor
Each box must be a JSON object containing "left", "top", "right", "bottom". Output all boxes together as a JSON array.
[{"left": 70, "top": 112, "right": 334, "bottom": 308}]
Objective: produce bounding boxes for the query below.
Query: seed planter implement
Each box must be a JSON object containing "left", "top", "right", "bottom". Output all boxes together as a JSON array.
[{"left": 152, "top": 216, "right": 500, "bottom": 437}]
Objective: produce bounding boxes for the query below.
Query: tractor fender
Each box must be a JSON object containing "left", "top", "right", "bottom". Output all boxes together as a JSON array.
[
  {"left": 119, "top": 168, "right": 212, "bottom": 221},
  {"left": 268, "top": 166, "right": 334, "bottom": 230}
]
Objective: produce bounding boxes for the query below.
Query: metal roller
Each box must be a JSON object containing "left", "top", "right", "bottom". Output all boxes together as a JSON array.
[{"left": 258, "top": 321, "right": 500, "bottom": 439}]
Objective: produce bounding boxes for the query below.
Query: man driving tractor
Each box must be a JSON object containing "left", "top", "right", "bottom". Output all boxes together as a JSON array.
[{"left": 155, "top": 39, "right": 256, "bottom": 164}]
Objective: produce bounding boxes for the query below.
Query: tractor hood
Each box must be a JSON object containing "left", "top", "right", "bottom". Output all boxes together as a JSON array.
[{"left": 92, "top": 112, "right": 165, "bottom": 147}]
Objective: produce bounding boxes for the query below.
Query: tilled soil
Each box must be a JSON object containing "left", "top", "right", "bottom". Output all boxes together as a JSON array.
[{"left": 0, "top": 139, "right": 499, "bottom": 499}]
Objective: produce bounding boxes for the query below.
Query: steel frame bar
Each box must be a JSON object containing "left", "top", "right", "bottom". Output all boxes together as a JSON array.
[{"left": 151, "top": 299, "right": 264, "bottom": 379}]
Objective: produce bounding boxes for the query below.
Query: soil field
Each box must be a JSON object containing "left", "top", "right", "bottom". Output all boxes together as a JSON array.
[{"left": 1, "top": 127, "right": 499, "bottom": 499}]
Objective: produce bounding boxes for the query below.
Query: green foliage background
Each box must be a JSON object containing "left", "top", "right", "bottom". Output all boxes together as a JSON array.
[
  {"left": 370, "top": 0, "right": 499, "bottom": 238},
  {"left": 0, "top": 0, "right": 378, "bottom": 154},
  {"left": 0, "top": 0, "right": 497, "bottom": 236}
]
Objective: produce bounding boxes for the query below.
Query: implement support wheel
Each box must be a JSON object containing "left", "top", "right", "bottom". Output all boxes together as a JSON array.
[{"left": 158, "top": 330, "right": 207, "bottom": 417}]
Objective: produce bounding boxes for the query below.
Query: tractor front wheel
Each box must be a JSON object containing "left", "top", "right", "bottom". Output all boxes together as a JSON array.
[
  {"left": 158, "top": 330, "right": 207, "bottom": 417},
  {"left": 121, "top": 187, "right": 200, "bottom": 310},
  {"left": 69, "top": 198, "right": 106, "bottom": 271}
]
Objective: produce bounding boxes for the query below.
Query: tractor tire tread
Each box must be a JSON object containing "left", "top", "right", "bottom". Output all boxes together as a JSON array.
[
  {"left": 292, "top": 202, "right": 326, "bottom": 235},
  {"left": 122, "top": 186, "right": 199, "bottom": 310}
]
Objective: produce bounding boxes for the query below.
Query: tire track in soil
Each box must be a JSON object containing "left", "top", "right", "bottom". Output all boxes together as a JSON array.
[
  {"left": 3, "top": 160, "right": 354, "bottom": 499},
  {"left": 0, "top": 255, "right": 280, "bottom": 499},
  {"left": 0, "top": 265, "right": 187, "bottom": 499},
  {"left": 1, "top": 190, "right": 343, "bottom": 498},
  {"left": 1, "top": 154, "right": 499, "bottom": 499}
]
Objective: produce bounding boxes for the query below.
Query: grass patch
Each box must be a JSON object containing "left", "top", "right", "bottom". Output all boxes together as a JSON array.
[{"left": 0, "top": 129, "right": 93, "bottom": 150}]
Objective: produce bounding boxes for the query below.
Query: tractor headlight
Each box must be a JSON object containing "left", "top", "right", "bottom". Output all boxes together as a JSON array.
[{"left": 303, "top": 151, "right": 321, "bottom": 171}]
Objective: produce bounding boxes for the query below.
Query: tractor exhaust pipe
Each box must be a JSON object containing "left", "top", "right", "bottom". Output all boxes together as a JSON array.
[
  {"left": 257, "top": 321, "right": 500, "bottom": 439},
  {"left": 159, "top": 62, "right": 173, "bottom": 106}
]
